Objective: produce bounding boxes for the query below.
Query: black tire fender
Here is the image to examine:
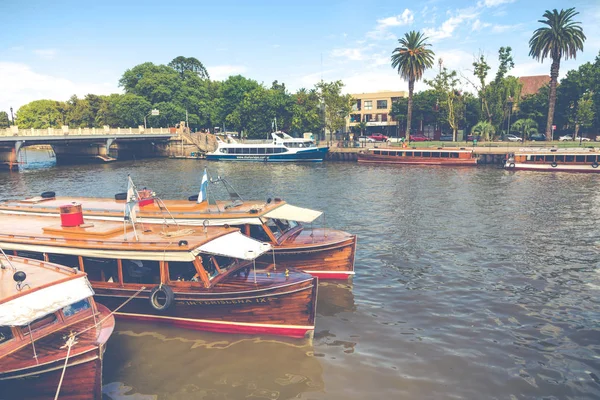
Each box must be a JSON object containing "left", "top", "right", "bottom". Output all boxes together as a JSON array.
[
  {"left": 41, "top": 191, "right": 56, "bottom": 198},
  {"left": 114, "top": 192, "right": 127, "bottom": 200},
  {"left": 551, "top": 162, "right": 558, "bottom": 168},
  {"left": 592, "top": 162, "right": 599, "bottom": 169},
  {"left": 508, "top": 163, "right": 515, "bottom": 168},
  {"left": 149, "top": 285, "right": 175, "bottom": 311},
  {"left": 188, "top": 194, "right": 198, "bottom": 202}
]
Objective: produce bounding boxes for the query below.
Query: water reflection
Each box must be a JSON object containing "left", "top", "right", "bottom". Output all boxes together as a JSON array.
[
  {"left": 103, "top": 321, "right": 324, "bottom": 400},
  {"left": 316, "top": 282, "right": 356, "bottom": 317}
]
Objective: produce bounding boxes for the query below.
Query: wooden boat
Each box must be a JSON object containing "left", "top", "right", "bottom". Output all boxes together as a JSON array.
[
  {"left": 0, "top": 194, "right": 356, "bottom": 280},
  {"left": 357, "top": 147, "right": 478, "bottom": 166},
  {"left": 505, "top": 148, "right": 600, "bottom": 173},
  {"left": 0, "top": 252, "right": 114, "bottom": 400},
  {"left": 0, "top": 213, "right": 318, "bottom": 338}
]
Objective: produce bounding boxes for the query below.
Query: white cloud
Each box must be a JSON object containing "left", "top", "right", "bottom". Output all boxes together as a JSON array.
[
  {"left": 472, "top": 19, "right": 491, "bottom": 32},
  {"left": 33, "top": 49, "right": 57, "bottom": 59},
  {"left": 342, "top": 70, "right": 406, "bottom": 94},
  {"left": 208, "top": 65, "right": 247, "bottom": 80},
  {"left": 0, "top": 62, "right": 119, "bottom": 113},
  {"left": 367, "top": 9, "right": 414, "bottom": 40},
  {"left": 423, "top": 9, "right": 479, "bottom": 41},
  {"left": 478, "top": 0, "right": 516, "bottom": 7},
  {"left": 332, "top": 47, "right": 367, "bottom": 61},
  {"left": 491, "top": 23, "right": 522, "bottom": 34}
]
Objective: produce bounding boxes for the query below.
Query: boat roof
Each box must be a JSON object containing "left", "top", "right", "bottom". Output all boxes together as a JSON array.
[
  {"left": 0, "top": 214, "right": 271, "bottom": 262},
  {"left": 0, "top": 197, "right": 324, "bottom": 224},
  {"left": 509, "top": 147, "right": 599, "bottom": 155},
  {"left": 0, "top": 255, "right": 93, "bottom": 326},
  {"left": 368, "top": 147, "right": 474, "bottom": 153}
]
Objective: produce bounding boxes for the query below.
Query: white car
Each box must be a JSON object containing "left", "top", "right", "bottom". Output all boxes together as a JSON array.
[
  {"left": 575, "top": 136, "right": 591, "bottom": 142},
  {"left": 505, "top": 134, "right": 522, "bottom": 142},
  {"left": 559, "top": 135, "right": 573, "bottom": 141}
]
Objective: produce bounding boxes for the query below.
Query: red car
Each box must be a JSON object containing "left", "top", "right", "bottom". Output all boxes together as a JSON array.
[
  {"left": 410, "top": 134, "right": 432, "bottom": 142},
  {"left": 368, "top": 133, "right": 389, "bottom": 142}
]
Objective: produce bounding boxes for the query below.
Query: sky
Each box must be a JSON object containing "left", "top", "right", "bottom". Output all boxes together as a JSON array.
[{"left": 1, "top": 0, "right": 599, "bottom": 115}]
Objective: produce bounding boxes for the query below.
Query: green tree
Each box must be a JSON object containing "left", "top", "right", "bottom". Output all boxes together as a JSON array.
[
  {"left": 391, "top": 31, "right": 435, "bottom": 142},
  {"left": 529, "top": 7, "right": 586, "bottom": 141},
  {"left": 471, "top": 121, "right": 495, "bottom": 141},
  {"left": 315, "top": 80, "right": 353, "bottom": 143},
  {"left": 572, "top": 92, "right": 595, "bottom": 138},
  {"left": 512, "top": 118, "right": 538, "bottom": 141},
  {"left": 0, "top": 111, "right": 9, "bottom": 128},
  {"left": 113, "top": 94, "right": 152, "bottom": 127},
  {"left": 168, "top": 56, "right": 209, "bottom": 80},
  {"left": 291, "top": 88, "right": 322, "bottom": 135},
  {"left": 15, "top": 100, "right": 67, "bottom": 128},
  {"left": 425, "top": 61, "right": 463, "bottom": 140}
]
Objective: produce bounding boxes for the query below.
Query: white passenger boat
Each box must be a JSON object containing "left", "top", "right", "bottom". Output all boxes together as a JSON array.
[
  {"left": 504, "top": 148, "right": 600, "bottom": 173},
  {"left": 206, "top": 132, "right": 329, "bottom": 162}
]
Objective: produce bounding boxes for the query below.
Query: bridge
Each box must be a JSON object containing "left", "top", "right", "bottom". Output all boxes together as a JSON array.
[{"left": 0, "top": 126, "right": 176, "bottom": 170}]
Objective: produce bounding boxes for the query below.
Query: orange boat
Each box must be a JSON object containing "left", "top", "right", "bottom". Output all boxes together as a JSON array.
[
  {"left": 0, "top": 190, "right": 356, "bottom": 280},
  {"left": 0, "top": 212, "right": 317, "bottom": 338},
  {"left": 357, "top": 147, "right": 478, "bottom": 166},
  {"left": 0, "top": 252, "right": 115, "bottom": 400}
]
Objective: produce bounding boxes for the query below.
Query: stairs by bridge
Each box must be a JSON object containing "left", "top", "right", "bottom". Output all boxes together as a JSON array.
[{"left": 95, "top": 154, "right": 116, "bottom": 162}]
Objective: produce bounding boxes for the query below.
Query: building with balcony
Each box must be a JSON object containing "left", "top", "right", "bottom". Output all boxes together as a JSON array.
[{"left": 347, "top": 90, "right": 408, "bottom": 138}]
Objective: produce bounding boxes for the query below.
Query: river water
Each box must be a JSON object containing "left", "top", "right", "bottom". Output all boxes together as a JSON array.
[{"left": 2, "top": 151, "right": 600, "bottom": 399}]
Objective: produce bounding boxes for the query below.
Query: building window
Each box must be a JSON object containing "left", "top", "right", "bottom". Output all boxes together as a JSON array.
[
  {"left": 352, "top": 100, "right": 361, "bottom": 111},
  {"left": 377, "top": 100, "right": 388, "bottom": 109},
  {"left": 364, "top": 114, "right": 373, "bottom": 122},
  {"left": 350, "top": 114, "right": 361, "bottom": 123},
  {"left": 375, "top": 114, "right": 388, "bottom": 122},
  {"left": 364, "top": 101, "right": 372, "bottom": 110}
]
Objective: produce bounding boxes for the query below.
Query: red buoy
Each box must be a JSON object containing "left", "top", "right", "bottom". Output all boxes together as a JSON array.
[{"left": 59, "top": 203, "right": 84, "bottom": 227}]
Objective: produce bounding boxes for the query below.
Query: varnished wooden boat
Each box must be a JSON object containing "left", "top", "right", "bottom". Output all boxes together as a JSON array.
[
  {"left": 357, "top": 147, "right": 478, "bottom": 166},
  {"left": 505, "top": 149, "right": 600, "bottom": 173},
  {"left": 0, "top": 214, "right": 318, "bottom": 338},
  {"left": 0, "top": 195, "right": 356, "bottom": 280},
  {"left": 0, "top": 253, "right": 114, "bottom": 400}
]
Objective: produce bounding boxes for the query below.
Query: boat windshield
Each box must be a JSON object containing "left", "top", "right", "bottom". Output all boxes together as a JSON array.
[
  {"left": 200, "top": 254, "right": 238, "bottom": 280},
  {"left": 283, "top": 141, "right": 315, "bottom": 148},
  {"left": 265, "top": 218, "right": 299, "bottom": 239}
]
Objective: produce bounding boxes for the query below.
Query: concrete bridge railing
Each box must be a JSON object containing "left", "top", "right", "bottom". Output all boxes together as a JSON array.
[{"left": 0, "top": 126, "right": 174, "bottom": 137}]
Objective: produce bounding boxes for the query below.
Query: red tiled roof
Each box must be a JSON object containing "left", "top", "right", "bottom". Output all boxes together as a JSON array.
[{"left": 519, "top": 75, "right": 550, "bottom": 97}]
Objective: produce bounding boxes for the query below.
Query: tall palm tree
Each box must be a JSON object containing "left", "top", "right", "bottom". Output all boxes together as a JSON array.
[
  {"left": 391, "top": 31, "right": 435, "bottom": 143},
  {"left": 529, "top": 8, "right": 586, "bottom": 141}
]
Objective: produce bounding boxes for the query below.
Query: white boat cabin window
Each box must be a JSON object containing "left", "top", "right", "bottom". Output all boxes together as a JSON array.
[
  {"left": 83, "top": 257, "right": 119, "bottom": 283},
  {"left": 0, "top": 326, "right": 13, "bottom": 345},
  {"left": 48, "top": 254, "right": 80, "bottom": 270},
  {"left": 199, "top": 255, "right": 237, "bottom": 279},
  {"left": 21, "top": 313, "right": 58, "bottom": 336},
  {"left": 586, "top": 155, "right": 598, "bottom": 163},
  {"left": 265, "top": 218, "right": 298, "bottom": 239},
  {"left": 63, "top": 298, "right": 91, "bottom": 317},
  {"left": 122, "top": 260, "right": 160, "bottom": 285},
  {"left": 576, "top": 155, "right": 585, "bottom": 162},
  {"left": 168, "top": 261, "right": 200, "bottom": 282},
  {"left": 221, "top": 147, "right": 287, "bottom": 155}
]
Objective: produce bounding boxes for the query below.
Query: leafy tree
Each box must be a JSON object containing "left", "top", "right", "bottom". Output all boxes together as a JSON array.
[
  {"left": 471, "top": 121, "right": 495, "bottom": 141},
  {"left": 512, "top": 118, "right": 538, "bottom": 140},
  {"left": 168, "top": 56, "right": 209, "bottom": 80},
  {"left": 572, "top": 92, "right": 595, "bottom": 137},
  {"left": 15, "top": 100, "right": 67, "bottom": 128},
  {"left": 391, "top": 31, "right": 435, "bottom": 142},
  {"left": 113, "top": 94, "right": 152, "bottom": 127},
  {"left": 0, "top": 111, "right": 9, "bottom": 128},
  {"left": 425, "top": 61, "right": 463, "bottom": 140},
  {"left": 315, "top": 80, "right": 353, "bottom": 142},
  {"left": 471, "top": 54, "right": 492, "bottom": 123},
  {"left": 529, "top": 7, "right": 586, "bottom": 140},
  {"left": 291, "top": 88, "right": 322, "bottom": 135}
]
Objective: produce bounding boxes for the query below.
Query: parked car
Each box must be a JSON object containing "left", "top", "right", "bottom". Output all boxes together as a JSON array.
[
  {"left": 575, "top": 136, "right": 591, "bottom": 142},
  {"left": 440, "top": 134, "right": 453, "bottom": 141},
  {"left": 410, "top": 134, "right": 432, "bottom": 142},
  {"left": 466, "top": 135, "right": 481, "bottom": 142},
  {"left": 358, "top": 136, "right": 376, "bottom": 143},
  {"left": 505, "top": 134, "right": 522, "bottom": 142},
  {"left": 558, "top": 135, "right": 573, "bottom": 141},
  {"left": 368, "top": 133, "right": 389, "bottom": 142},
  {"left": 529, "top": 133, "right": 546, "bottom": 141}
]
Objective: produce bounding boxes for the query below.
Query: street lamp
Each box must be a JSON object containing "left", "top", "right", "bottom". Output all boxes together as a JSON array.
[
  {"left": 506, "top": 96, "right": 514, "bottom": 139},
  {"left": 9, "top": 107, "right": 14, "bottom": 125},
  {"left": 144, "top": 109, "right": 159, "bottom": 129}
]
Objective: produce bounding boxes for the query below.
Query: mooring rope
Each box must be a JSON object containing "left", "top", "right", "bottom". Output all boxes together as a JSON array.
[{"left": 54, "top": 333, "right": 76, "bottom": 400}]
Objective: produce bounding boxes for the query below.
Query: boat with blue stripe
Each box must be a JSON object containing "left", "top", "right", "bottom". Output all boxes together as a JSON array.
[{"left": 206, "top": 132, "right": 329, "bottom": 162}]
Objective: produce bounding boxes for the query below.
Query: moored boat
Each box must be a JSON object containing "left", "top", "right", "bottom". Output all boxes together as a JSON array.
[
  {"left": 0, "top": 251, "right": 115, "bottom": 400},
  {"left": 505, "top": 148, "right": 600, "bottom": 172},
  {"left": 0, "top": 213, "right": 318, "bottom": 338},
  {"left": 206, "top": 131, "right": 329, "bottom": 162},
  {"left": 357, "top": 147, "right": 477, "bottom": 166},
  {"left": 0, "top": 180, "right": 356, "bottom": 280}
]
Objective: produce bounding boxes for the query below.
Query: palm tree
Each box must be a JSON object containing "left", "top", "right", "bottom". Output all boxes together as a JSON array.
[
  {"left": 512, "top": 118, "right": 538, "bottom": 141},
  {"left": 471, "top": 121, "right": 495, "bottom": 141},
  {"left": 529, "top": 8, "right": 586, "bottom": 141},
  {"left": 391, "top": 31, "right": 435, "bottom": 144}
]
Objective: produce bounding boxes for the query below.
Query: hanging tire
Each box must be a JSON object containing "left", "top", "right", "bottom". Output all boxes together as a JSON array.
[
  {"left": 114, "top": 192, "right": 127, "bottom": 200},
  {"left": 188, "top": 195, "right": 198, "bottom": 202},
  {"left": 592, "top": 162, "right": 599, "bottom": 168},
  {"left": 508, "top": 163, "right": 515, "bottom": 168},
  {"left": 41, "top": 191, "right": 55, "bottom": 198},
  {"left": 149, "top": 285, "right": 174, "bottom": 311},
  {"left": 551, "top": 162, "right": 558, "bottom": 168}
]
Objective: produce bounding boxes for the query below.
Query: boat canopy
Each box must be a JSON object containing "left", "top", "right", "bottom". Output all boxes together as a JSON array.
[
  {"left": 263, "top": 204, "right": 323, "bottom": 223},
  {"left": 0, "top": 276, "right": 94, "bottom": 326},
  {"left": 195, "top": 231, "right": 271, "bottom": 260}
]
